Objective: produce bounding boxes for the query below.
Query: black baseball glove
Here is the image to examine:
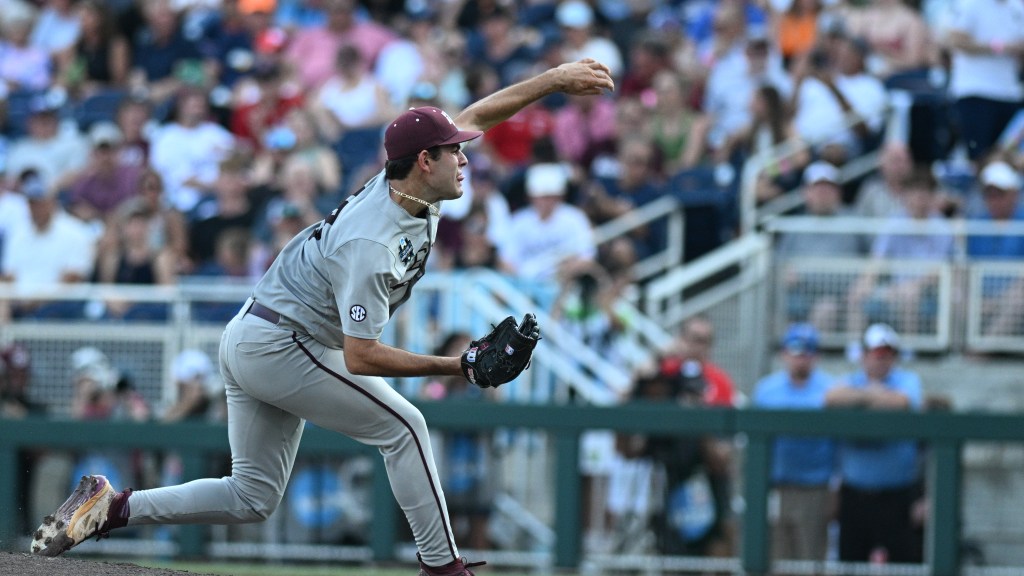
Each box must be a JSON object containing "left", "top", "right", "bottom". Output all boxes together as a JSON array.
[{"left": 460, "top": 314, "right": 541, "bottom": 388}]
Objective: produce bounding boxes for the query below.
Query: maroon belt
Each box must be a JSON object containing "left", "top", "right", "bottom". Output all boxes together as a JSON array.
[{"left": 246, "top": 301, "right": 281, "bottom": 324}]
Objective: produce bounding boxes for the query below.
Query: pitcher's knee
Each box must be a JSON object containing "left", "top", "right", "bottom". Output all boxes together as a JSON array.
[
  {"left": 381, "top": 405, "right": 429, "bottom": 450},
  {"left": 249, "top": 495, "right": 282, "bottom": 521},
  {"left": 400, "top": 406, "right": 429, "bottom": 439},
  {"left": 226, "top": 475, "right": 286, "bottom": 522}
]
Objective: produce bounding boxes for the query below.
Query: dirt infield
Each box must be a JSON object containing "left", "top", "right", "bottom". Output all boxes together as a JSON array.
[{"left": 0, "top": 552, "right": 214, "bottom": 576}]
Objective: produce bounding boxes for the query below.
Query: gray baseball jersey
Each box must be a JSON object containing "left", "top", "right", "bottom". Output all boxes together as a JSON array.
[{"left": 253, "top": 170, "right": 436, "bottom": 347}]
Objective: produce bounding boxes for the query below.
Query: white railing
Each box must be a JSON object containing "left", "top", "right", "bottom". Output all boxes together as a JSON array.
[
  {"left": 767, "top": 216, "right": 1024, "bottom": 352},
  {"left": 740, "top": 108, "right": 889, "bottom": 235},
  {"left": 766, "top": 216, "right": 1024, "bottom": 259},
  {"left": 967, "top": 261, "right": 1024, "bottom": 353},
  {"left": 644, "top": 234, "right": 772, "bottom": 327},
  {"left": 775, "top": 256, "right": 955, "bottom": 351},
  {"left": 754, "top": 148, "right": 883, "bottom": 226},
  {"left": 0, "top": 269, "right": 641, "bottom": 409},
  {"left": 592, "top": 195, "right": 685, "bottom": 283}
]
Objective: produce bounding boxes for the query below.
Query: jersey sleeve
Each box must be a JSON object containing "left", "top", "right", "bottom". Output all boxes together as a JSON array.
[{"left": 327, "top": 239, "right": 396, "bottom": 340}]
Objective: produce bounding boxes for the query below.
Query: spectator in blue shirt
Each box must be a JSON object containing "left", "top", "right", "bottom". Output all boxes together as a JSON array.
[
  {"left": 825, "top": 323, "right": 924, "bottom": 563},
  {"left": 967, "top": 161, "right": 1024, "bottom": 258},
  {"left": 753, "top": 323, "right": 835, "bottom": 561},
  {"left": 967, "top": 161, "right": 1024, "bottom": 336},
  {"left": 130, "top": 1, "right": 205, "bottom": 104}
]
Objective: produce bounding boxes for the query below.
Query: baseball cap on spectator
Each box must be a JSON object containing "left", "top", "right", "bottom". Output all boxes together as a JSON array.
[
  {"left": 2, "top": 6, "right": 34, "bottom": 31},
  {"left": 556, "top": 0, "right": 594, "bottom": 28},
  {"left": 863, "top": 323, "right": 900, "bottom": 351},
  {"left": 71, "top": 347, "right": 118, "bottom": 389},
  {"left": 384, "top": 107, "right": 483, "bottom": 161},
  {"left": 782, "top": 323, "right": 819, "bottom": 355},
  {"left": 803, "top": 161, "right": 839, "bottom": 186},
  {"left": 980, "top": 161, "right": 1021, "bottom": 192},
  {"left": 29, "top": 94, "right": 61, "bottom": 116},
  {"left": 172, "top": 349, "right": 213, "bottom": 382},
  {"left": 172, "top": 349, "right": 223, "bottom": 395},
  {"left": 89, "top": 122, "right": 123, "bottom": 148},
  {"left": 526, "top": 163, "right": 569, "bottom": 198}
]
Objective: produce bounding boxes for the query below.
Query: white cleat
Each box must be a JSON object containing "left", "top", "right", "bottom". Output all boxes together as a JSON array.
[{"left": 31, "top": 475, "right": 116, "bottom": 557}]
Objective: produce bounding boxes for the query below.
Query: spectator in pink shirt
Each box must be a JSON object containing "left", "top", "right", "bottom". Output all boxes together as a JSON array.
[
  {"left": 284, "top": 0, "right": 395, "bottom": 90},
  {"left": 552, "top": 94, "right": 618, "bottom": 168}
]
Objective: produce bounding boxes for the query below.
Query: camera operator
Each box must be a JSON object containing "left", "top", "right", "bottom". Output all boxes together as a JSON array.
[{"left": 617, "top": 317, "right": 736, "bottom": 557}]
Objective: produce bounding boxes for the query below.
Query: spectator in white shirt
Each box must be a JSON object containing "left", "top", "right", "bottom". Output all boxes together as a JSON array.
[
  {"left": 793, "top": 35, "right": 887, "bottom": 163},
  {"left": 149, "top": 88, "right": 235, "bottom": 214},
  {"left": 704, "top": 29, "right": 792, "bottom": 153},
  {"left": 0, "top": 175, "right": 96, "bottom": 319},
  {"left": 499, "top": 162, "right": 596, "bottom": 283},
  {"left": 6, "top": 96, "right": 90, "bottom": 194},
  {"left": 556, "top": 0, "right": 624, "bottom": 79},
  {"left": 30, "top": 0, "right": 81, "bottom": 56},
  {"left": 944, "top": 0, "right": 1024, "bottom": 162}
]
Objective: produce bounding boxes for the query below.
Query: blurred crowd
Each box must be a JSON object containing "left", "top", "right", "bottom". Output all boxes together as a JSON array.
[{"left": 0, "top": 0, "right": 1020, "bottom": 324}]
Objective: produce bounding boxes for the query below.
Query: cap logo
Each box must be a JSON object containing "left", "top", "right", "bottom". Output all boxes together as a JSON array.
[{"left": 439, "top": 110, "right": 456, "bottom": 126}]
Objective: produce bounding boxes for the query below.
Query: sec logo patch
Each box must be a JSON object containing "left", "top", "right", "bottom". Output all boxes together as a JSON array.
[{"left": 349, "top": 305, "right": 367, "bottom": 322}]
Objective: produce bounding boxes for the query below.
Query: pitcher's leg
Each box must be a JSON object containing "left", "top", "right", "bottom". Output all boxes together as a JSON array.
[
  {"left": 282, "top": 335, "right": 459, "bottom": 566},
  {"left": 128, "top": 377, "right": 304, "bottom": 525},
  {"left": 130, "top": 314, "right": 305, "bottom": 526}
]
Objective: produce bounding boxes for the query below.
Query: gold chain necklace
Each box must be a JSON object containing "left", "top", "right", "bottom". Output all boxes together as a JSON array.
[{"left": 390, "top": 186, "right": 439, "bottom": 217}]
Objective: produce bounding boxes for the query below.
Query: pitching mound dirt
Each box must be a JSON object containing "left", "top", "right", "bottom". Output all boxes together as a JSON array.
[{"left": 0, "top": 552, "right": 215, "bottom": 576}]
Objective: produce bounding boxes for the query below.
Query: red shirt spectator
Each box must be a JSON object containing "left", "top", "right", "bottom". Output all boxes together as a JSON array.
[
  {"left": 483, "top": 104, "right": 554, "bottom": 167},
  {"left": 229, "top": 64, "right": 304, "bottom": 150}
]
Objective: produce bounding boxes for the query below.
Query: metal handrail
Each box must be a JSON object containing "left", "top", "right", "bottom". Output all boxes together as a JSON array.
[
  {"left": 766, "top": 216, "right": 1024, "bottom": 236},
  {"left": 0, "top": 281, "right": 254, "bottom": 302},
  {"left": 0, "top": 271, "right": 635, "bottom": 404},
  {"left": 740, "top": 109, "right": 887, "bottom": 235},
  {"left": 471, "top": 270, "right": 633, "bottom": 398},
  {"left": 461, "top": 282, "right": 621, "bottom": 404},
  {"left": 590, "top": 195, "right": 685, "bottom": 283},
  {"left": 644, "top": 234, "right": 771, "bottom": 314},
  {"left": 755, "top": 148, "right": 883, "bottom": 225}
]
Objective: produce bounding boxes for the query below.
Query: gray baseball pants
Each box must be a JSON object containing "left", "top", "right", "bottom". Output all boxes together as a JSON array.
[{"left": 126, "top": 302, "right": 460, "bottom": 566}]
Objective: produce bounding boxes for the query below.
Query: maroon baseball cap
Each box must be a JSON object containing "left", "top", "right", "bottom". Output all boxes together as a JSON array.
[{"left": 384, "top": 107, "right": 483, "bottom": 161}]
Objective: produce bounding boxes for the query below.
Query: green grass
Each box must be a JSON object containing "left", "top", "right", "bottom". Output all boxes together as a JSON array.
[{"left": 136, "top": 560, "right": 544, "bottom": 576}]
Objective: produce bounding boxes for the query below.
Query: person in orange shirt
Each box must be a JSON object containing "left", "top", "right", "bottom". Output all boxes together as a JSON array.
[{"left": 775, "top": 0, "right": 820, "bottom": 67}]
